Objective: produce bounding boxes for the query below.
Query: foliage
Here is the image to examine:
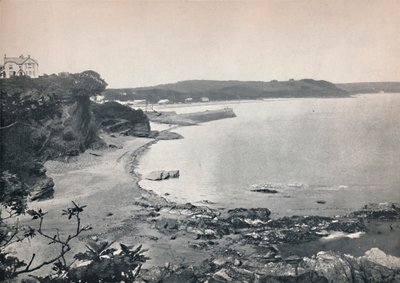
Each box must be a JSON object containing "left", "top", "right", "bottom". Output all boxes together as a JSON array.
[
  {"left": 68, "top": 242, "right": 148, "bottom": 282},
  {"left": 0, "top": 202, "right": 147, "bottom": 282},
  {"left": 92, "top": 101, "right": 148, "bottom": 125},
  {"left": 70, "top": 71, "right": 107, "bottom": 98},
  {"left": 0, "top": 171, "right": 29, "bottom": 214}
]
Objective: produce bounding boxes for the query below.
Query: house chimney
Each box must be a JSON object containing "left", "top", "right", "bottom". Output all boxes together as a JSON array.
[
  {"left": 28, "top": 54, "right": 30, "bottom": 58},
  {"left": 20, "top": 54, "right": 24, "bottom": 58}
]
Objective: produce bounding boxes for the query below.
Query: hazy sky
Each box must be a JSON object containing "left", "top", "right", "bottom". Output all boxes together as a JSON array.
[{"left": 1, "top": 0, "right": 400, "bottom": 88}]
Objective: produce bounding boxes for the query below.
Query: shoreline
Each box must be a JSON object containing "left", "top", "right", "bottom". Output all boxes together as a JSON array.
[{"left": 13, "top": 130, "right": 400, "bottom": 281}]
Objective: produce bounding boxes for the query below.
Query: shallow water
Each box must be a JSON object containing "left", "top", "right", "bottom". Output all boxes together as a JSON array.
[{"left": 138, "top": 94, "right": 400, "bottom": 217}]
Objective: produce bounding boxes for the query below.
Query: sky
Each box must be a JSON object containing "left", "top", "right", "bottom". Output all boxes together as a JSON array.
[{"left": 1, "top": 0, "right": 400, "bottom": 88}]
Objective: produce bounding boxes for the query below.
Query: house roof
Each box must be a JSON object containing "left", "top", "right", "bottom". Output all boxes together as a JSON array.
[{"left": 4, "top": 55, "right": 38, "bottom": 65}]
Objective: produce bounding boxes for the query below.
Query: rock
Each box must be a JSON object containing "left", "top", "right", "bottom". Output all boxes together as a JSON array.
[
  {"left": 139, "top": 267, "right": 164, "bottom": 282},
  {"left": 226, "top": 208, "right": 271, "bottom": 228},
  {"left": 227, "top": 208, "right": 271, "bottom": 221},
  {"left": 315, "top": 230, "right": 329, "bottom": 237},
  {"left": 156, "top": 131, "right": 184, "bottom": 140},
  {"left": 213, "top": 269, "right": 232, "bottom": 281},
  {"left": 349, "top": 202, "right": 400, "bottom": 220},
  {"left": 106, "top": 212, "right": 113, "bottom": 217},
  {"left": 212, "top": 258, "right": 227, "bottom": 267},
  {"left": 362, "top": 248, "right": 400, "bottom": 269},
  {"left": 90, "top": 236, "right": 99, "bottom": 242},
  {"left": 257, "top": 271, "right": 328, "bottom": 283},
  {"left": 301, "top": 249, "right": 400, "bottom": 283},
  {"left": 251, "top": 188, "right": 278, "bottom": 194},
  {"left": 168, "top": 170, "right": 180, "bottom": 178},
  {"left": 145, "top": 170, "right": 179, "bottom": 181},
  {"left": 316, "top": 200, "right": 326, "bottom": 204},
  {"left": 302, "top": 251, "right": 354, "bottom": 282},
  {"left": 92, "top": 102, "right": 150, "bottom": 137},
  {"left": 284, "top": 255, "right": 301, "bottom": 264},
  {"left": 234, "top": 259, "right": 242, "bottom": 266},
  {"left": 145, "top": 170, "right": 170, "bottom": 181},
  {"left": 155, "top": 218, "right": 179, "bottom": 231}
]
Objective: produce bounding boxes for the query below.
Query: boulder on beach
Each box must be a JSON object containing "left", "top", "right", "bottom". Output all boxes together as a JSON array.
[
  {"left": 145, "top": 170, "right": 180, "bottom": 181},
  {"left": 145, "top": 171, "right": 169, "bottom": 181},
  {"left": 168, "top": 170, "right": 180, "bottom": 178}
]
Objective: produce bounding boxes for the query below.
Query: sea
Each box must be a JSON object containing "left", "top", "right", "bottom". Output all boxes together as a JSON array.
[{"left": 137, "top": 93, "right": 400, "bottom": 217}]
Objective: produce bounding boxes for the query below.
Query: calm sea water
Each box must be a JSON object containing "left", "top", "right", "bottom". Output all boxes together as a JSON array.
[{"left": 138, "top": 94, "right": 400, "bottom": 217}]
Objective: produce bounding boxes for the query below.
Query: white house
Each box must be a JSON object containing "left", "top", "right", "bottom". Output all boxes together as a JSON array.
[
  {"left": 201, "top": 97, "right": 210, "bottom": 102},
  {"left": 1, "top": 54, "right": 39, "bottom": 78},
  {"left": 184, "top": 98, "right": 193, "bottom": 103}
]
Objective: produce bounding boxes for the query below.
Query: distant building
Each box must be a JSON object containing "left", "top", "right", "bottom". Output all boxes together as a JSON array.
[
  {"left": 1, "top": 54, "right": 39, "bottom": 78},
  {"left": 201, "top": 97, "right": 210, "bottom": 102},
  {"left": 184, "top": 98, "right": 193, "bottom": 103},
  {"left": 158, "top": 99, "right": 170, "bottom": 105}
]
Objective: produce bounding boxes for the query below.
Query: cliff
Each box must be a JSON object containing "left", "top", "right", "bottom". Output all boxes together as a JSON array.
[
  {"left": 0, "top": 71, "right": 149, "bottom": 202},
  {"left": 92, "top": 101, "right": 150, "bottom": 137},
  {"left": 103, "top": 79, "right": 348, "bottom": 103}
]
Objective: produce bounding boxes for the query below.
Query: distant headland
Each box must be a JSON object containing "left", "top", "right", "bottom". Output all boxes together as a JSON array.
[{"left": 103, "top": 79, "right": 349, "bottom": 104}]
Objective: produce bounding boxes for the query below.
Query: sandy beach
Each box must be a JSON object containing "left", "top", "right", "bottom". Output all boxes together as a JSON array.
[{"left": 12, "top": 133, "right": 232, "bottom": 276}]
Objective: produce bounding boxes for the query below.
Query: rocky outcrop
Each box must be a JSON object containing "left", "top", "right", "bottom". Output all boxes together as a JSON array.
[
  {"left": 92, "top": 102, "right": 150, "bottom": 137},
  {"left": 148, "top": 130, "right": 183, "bottom": 140},
  {"left": 1, "top": 72, "right": 107, "bottom": 202},
  {"left": 302, "top": 249, "right": 400, "bottom": 283},
  {"left": 132, "top": 197, "right": 400, "bottom": 282},
  {"left": 137, "top": 248, "right": 400, "bottom": 283},
  {"left": 348, "top": 202, "right": 400, "bottom": 220}
]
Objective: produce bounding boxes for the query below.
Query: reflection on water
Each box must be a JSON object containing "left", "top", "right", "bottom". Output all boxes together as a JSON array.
[{"left": 138, "top": 94, "right": 400, "bottom": 217}]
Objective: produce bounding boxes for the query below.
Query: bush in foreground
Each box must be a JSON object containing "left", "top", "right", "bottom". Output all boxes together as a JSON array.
[{"left": 0, "top": 201, "right": 147, "bottom": 282}]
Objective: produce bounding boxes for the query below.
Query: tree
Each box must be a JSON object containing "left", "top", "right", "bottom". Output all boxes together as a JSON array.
[{"left": 71, "top": 71, "right": 107, "bottom": 98}]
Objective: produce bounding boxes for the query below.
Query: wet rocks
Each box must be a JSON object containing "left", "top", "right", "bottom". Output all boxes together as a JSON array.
[
  {"left": 145, "top": 170, "right": 180, "bottom": 181},
  {"left": 155, "top": 218, "right": 179, "bottom": 232},
  {"left": 256, "top": 271, "right": 328, "bottom": 283},
  {"left": 226, "top": 208, "right": 271, "bottom": 228},
  {"left": 362, "top": 248, "right": 400, "bottom": 269},
  {"left": 149, "top": 130, "right": 184, "bottom": 140},
  {"left": 140, "top": 265, "right": 197, "bottom": 283},
  {"left": 349, "top": 202, "right": 400, "bottom": 220},
  {"left": 251, "top": 188, "right": 278, "bottom": 194},
  {"left": 302, "top": 249, "right": 400, "bottom": 283}
]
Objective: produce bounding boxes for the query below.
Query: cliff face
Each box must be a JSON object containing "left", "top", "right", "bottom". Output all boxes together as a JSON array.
[
  {"left": 92, "top": 101, "right": 150, "bottom": 137},
  {"left": 0, "top": 72, "right": 108, "bottom": 200}
]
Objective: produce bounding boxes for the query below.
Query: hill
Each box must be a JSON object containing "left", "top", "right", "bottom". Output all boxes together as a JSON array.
[
  {"left": 336, "top": 82, "right": 400, "bottom": 94},
  {"left": 103, "top": 79, "right": 348, "bottom": 103}
]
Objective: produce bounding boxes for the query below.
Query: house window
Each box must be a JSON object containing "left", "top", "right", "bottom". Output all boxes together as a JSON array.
[{"left": 8, "top": 64, "right": 13, "bottom": 69}]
